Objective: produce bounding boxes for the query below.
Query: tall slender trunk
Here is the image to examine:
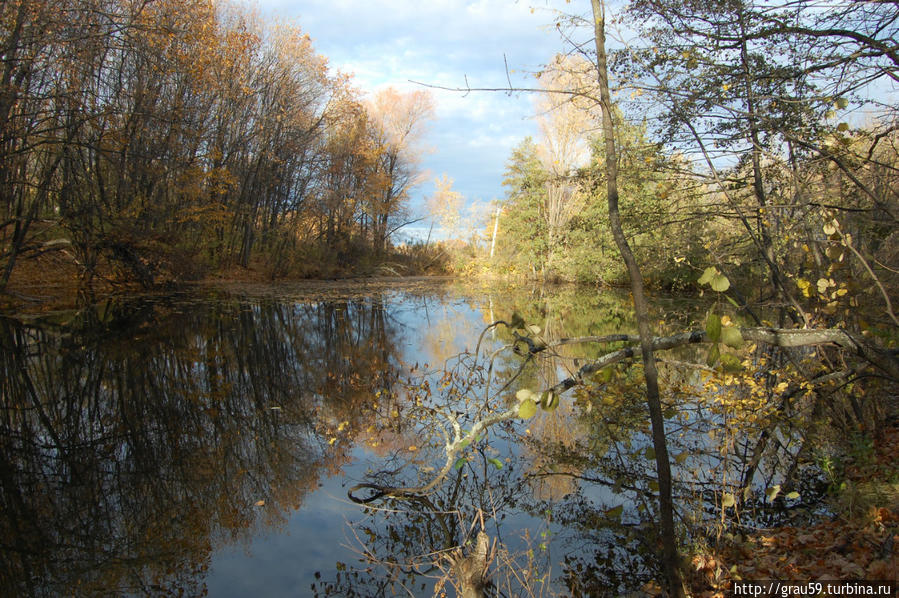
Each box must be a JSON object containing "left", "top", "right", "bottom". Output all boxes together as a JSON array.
[{"left": 589, "top": 2, "right": 685, "bottom": 595}]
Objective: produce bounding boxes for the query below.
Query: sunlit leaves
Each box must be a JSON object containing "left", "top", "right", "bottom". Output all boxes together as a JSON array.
[
  {"left": 698, "top": 267, "right": 730, "bottom": 292},
  {"left": 518, "top": 398, "right": 538, "bottom": 419},
  {"left": 710, "top": 273, "right": 730, "bottom": 292}
]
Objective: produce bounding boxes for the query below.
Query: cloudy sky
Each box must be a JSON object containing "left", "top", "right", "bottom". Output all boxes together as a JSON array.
[{"left": 253, "top": 0, "right": 570, "bottom": 237}]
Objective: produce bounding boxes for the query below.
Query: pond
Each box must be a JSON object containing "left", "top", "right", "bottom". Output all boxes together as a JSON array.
[{"left": 0, "top": 280, "right": 820, "bottom": 597}]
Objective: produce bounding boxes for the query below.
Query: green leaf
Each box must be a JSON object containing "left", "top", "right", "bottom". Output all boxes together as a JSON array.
[
  {"left": 835, "top": 97, "right": 849, "bottom": 109},
  {"left": 722, "top": 493, "right": 736, "bottom": 508},
  {"left": 454, "top": 457, "right": 467, "bottom": 470},
  {"left": 710, "top": 273, "right": 730, "bottom": 292},
  {"left": 644, "top": 446, "right": 656, "bottom": 461},
  {"left": 721, "top": 326, "right": 743, "bottom": 349},
  {"left": 598, "top": 367, "right": 613, "bottom": 383},
  {"left": 705, "top": 313, "right": 722, "bottom": 342},
  {"left": 518, "top": 398, "right": 537, "bottom": 419},
  {"left": 720, "top": 352, "right": 743, "bottom": 373},
  {"left": 488, "top": 457, "right": 504, "bottom": 470},
  {"left": 706, "top": 343, "right": 720, "bottom": 367},
  {"left": 604, "top": 505, "right": 624, "bottom": 520},
  {"left": 785, "top": 491, "right": 800, "bottom": 500},
  {"left": 540, "top": 391, "right": 558, "bottom": 412},
  {"left": 698, "top": 266, "right": 717, "bottom": 285},
  {"left": 725, "top": 294, "right": 740, "bottom": 308},
  {"left": 675, "top": 452, "right": 689, "bottom": 465},
  {"left": 836, "top": 122, "right": 849, "bottom": 132}
]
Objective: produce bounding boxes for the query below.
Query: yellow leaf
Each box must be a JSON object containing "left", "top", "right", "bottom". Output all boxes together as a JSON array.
[{"left": 518, "top": 398, "right": 538, "bottom": 419}]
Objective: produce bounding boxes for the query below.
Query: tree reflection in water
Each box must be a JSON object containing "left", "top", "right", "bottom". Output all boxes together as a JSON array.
[
  {"left": 0, "top": 285, "right": 830, "bottom": 597},
  {"left": 0, "top": 293, "right": 403, "bottom": 597}
]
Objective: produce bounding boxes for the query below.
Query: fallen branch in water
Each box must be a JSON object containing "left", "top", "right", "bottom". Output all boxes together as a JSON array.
[{"left": 348, "top": 324, "right": 898, "bottom": 504}]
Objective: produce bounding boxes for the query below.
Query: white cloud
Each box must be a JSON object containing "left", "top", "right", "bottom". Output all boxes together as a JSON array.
[{"left": 253, "top": 0, "right": 566, "bottom": 212}]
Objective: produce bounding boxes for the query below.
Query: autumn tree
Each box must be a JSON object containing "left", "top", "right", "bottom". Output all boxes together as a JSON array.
[
  {"left": 364, "top": 87, "right": 435, "bottom": 254},
  {"left": 623, "top": 0, "right": 899, "bottom": 325},
  {"left": 534, "top": 55, "right": 596, "bottom": 279},
  {"left": 426, "top": 174, "right": 464, "bottom": 240},
  {"left": 1, "top": 0, "right": 434, "bottom": 289}
]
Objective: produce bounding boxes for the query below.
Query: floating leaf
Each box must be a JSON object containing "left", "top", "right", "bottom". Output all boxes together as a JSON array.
[
  {"left": 721, "top": 493, "right": 735, "bottom": 508},
  {"left": 721, "top": 326, "right": 743, "bottom": 349},
  {"left": 706, "top": 313, "right": 722, "bottom": 342},
  {"left": 488, "top": 457, "right": 504, "bottom": 470},
  {"left": 710, "top": 273, "right": 731, "bottom": 292},
  {"left": 786, "top": 491, "right": 801, "bottom": 500},
  {"left": 518, "top": 398, "right": 537, "bottom": 419}
]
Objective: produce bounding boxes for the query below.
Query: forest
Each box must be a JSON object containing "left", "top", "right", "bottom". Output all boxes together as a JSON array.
[
  {"left": 1, "top": 0, "right": 438, "bottom": 298},
  {"left": 440, "top": 1, "right": 899, "bottom": 595}
]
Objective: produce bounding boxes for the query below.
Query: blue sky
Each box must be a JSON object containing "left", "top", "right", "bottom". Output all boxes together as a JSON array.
[{"left": 253, "top": 0, "right": 567, "bottom": 238}]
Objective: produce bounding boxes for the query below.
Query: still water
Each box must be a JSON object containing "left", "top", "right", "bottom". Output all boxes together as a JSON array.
[{"left": 1, "top": 280, "right": 791, "bottom": 597}]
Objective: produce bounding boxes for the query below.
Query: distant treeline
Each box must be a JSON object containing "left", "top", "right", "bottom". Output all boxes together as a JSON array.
[{"left": 1, "top": 0, "right": 436, "bottom": 290}]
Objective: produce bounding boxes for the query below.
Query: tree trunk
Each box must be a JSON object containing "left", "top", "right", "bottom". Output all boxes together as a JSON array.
[{"left": 589, "top": 2, "right": 685, "bottom": 596}]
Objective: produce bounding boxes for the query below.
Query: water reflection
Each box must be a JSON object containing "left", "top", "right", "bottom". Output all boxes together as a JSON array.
[
  {"left": 0, "top": 294, "right": 403, "bottom": 597},
  {"left": 0, "top": 283, "right": 814, "bottom": 597}
]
